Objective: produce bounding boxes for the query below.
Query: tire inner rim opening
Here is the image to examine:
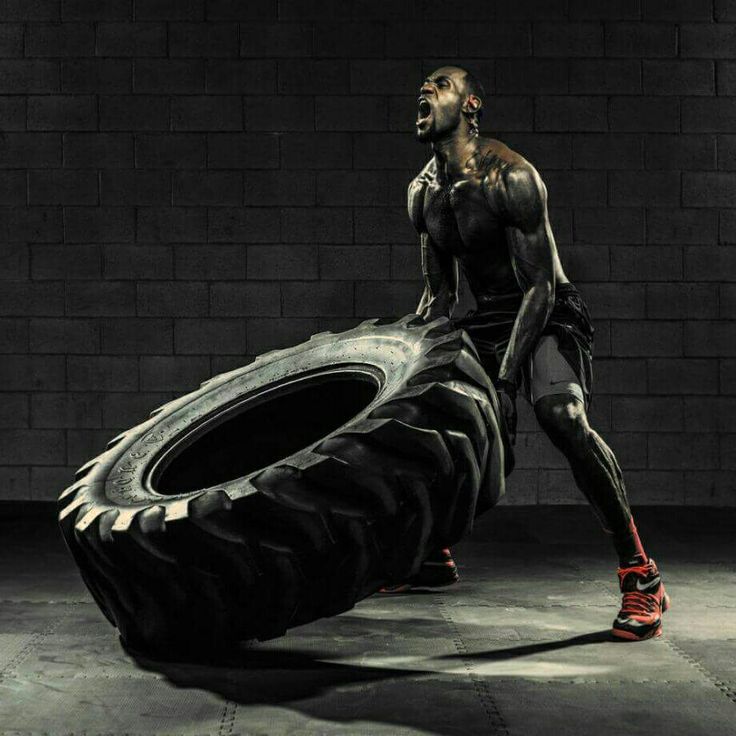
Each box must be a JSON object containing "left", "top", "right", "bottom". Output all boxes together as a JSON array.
[{"left": 150, "top": 368, "right": 382, "bottom": 495}]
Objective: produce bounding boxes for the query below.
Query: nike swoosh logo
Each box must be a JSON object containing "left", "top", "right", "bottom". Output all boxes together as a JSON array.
[
  {"left": 615, "top": 617, "right": 647, "bottom": 627},
  {"left": 636, "top": 576, "right": 660, "bottom": 591}
]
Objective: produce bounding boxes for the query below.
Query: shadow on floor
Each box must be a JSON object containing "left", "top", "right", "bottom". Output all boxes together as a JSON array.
[
  {"left": 437, "top": 629, "right": 613, "bottom": 662},
  {"left": 131, "top": 642, "right": 426, "bottom": 704},
  {"left": 130, "top": 640, "right": 480, "bottom": 735},
  {"left": 125, "top": 626, "right": 613, "bottom": 735}
]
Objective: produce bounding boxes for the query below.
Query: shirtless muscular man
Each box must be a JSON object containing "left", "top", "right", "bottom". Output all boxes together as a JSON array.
[{"left": 380, "top": 66, "right": 670, "bottom": 642}]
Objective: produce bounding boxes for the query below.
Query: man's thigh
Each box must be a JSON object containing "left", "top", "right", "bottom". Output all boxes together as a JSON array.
[{"left": 528, "top": 334, "right": 585, "bottom": 406}]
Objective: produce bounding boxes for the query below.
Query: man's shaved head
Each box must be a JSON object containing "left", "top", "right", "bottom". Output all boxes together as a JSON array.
[
  {"left": 416, "top": 65, "right": 486, "bottom": 142},
  {"left": 436, "top": 65, "right": 485, "bottom": 130},
  {"left": 459, "top": 67, "right": 486, "bottom": 130}
]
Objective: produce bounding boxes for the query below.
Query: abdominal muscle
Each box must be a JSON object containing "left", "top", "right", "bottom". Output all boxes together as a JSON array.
[{"left": 456, "top": 233, "right": 571, "bottom": 308}]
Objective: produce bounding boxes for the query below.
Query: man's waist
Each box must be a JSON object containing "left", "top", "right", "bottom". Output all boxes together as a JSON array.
[{"left": 474, "top": 282, "right": 579, "bottom": 310}]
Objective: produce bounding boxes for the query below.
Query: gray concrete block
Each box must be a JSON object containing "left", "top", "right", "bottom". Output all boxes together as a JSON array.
[{"left": 96, "top": 21, "right": 166, "bottom": 57}]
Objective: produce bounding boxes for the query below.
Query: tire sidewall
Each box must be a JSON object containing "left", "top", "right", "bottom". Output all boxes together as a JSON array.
[{"left": 88, "top": 323, "right": 447, "bottom": 519}]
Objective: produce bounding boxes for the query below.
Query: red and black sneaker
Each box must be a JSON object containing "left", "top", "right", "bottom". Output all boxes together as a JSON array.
[
  {"left": 378, "top": 548, "right": 459, "bottom": 593},
  {"left": 612, "top": 557, "right": 671, "bottom": 641}
]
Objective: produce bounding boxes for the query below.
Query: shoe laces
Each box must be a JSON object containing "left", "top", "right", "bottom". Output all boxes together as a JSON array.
[
  {"left": 617, "top": 559, "right": 656, "bottom": 585},
  {"left": 620, "top": 590, "right": 658, "bottom": 617},
  {"left": 617, "top": 559, "right": 659, "bottom": 616}
]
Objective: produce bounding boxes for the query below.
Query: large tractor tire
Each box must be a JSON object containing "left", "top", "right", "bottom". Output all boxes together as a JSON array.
[{"left": 57, "top": 314, "right": 510, "bottom": 658}]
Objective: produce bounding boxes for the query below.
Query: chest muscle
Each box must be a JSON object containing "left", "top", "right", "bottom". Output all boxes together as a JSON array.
[{"left": 423, "top": 179, "right": 503, "bottom": 253}]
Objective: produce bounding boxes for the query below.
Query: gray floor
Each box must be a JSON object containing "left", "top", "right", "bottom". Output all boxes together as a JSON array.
[{"left": 0, "top": 505, "right": 734, "bottom": 736}]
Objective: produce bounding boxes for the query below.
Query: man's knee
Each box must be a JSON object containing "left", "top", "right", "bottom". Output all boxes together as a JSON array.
[{"left": 534, "top": 394, "right": 591, "bottom": 456}]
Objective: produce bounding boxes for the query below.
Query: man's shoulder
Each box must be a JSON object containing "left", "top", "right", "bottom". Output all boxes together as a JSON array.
[
  {"left": 409, "top": 157, "right": 437, "bottom": 190},
  {"left": 478, "top": 139, "right": 545, "bottom": 205},
  {"left": 477, "top": 138, "right": 535, "bottom": 183}
]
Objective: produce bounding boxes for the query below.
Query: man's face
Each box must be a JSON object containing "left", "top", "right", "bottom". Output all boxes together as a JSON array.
[{"left": 415, "top": 66, "right": 468, "bottom": 142}]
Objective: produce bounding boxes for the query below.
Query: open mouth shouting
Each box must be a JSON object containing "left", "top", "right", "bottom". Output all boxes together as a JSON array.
[{"left": 416, "top": 96, "right": 432, "bottom": 128}]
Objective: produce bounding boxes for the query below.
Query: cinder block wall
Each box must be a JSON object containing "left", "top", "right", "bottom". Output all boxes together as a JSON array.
[{"left": 0, "top": 0, "right": 733, "bottom": 505}]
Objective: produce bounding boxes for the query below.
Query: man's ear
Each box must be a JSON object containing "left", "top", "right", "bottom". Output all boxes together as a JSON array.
[{"left": 463, "top": 94, "right": 482, "bottom": 115}]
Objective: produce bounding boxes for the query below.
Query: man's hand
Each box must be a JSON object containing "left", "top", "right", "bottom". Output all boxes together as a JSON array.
[{"left": 495, "top": 379, "right": 518, "bottom": 445}]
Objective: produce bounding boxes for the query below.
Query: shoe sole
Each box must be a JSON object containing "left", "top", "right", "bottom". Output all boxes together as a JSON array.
[
  {"left": 611, "top": 623, "right": 663, "bottom": 641},
  {"left": 377, "top": 584, "right": 413, "bottom": 594},
  {"left": 377, "top": 574, "right": 459, "bottom": 594},
  {"left": 611, "top": 591, "right": 671, "bottom": 642}
]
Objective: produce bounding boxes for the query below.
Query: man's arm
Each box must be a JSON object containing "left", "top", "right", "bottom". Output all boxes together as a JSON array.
[
  {"left": 491, "top": 164, "right": 556, "bottom": 384},
  {"left": 408, "top": 177, "right": 458, "bottom": 320},
  {"left": 416, "top": 232, "right": 459, "bottom": 320}
]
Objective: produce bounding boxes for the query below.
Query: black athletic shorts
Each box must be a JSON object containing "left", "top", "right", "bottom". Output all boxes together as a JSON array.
[{"left": 450, "top": 282, "right": 595, "bottom": 408}]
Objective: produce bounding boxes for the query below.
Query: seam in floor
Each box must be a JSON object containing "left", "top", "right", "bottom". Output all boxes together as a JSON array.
[
  {"left": 664, "top": 639, "right": 736, "bottom": 706},
  {"left": 434, "top": 594, "right": 511, "bottom": 736},
  {"left": 2, "top": 673, "right": 166, "bottom": 680},
  {"left": 0, "top": 732, "right": 170, "bottom": 736},
  {"left": 0, "top": 600, "right": 90, "bottom": 606},
  {"left": 217, "top": 700, "right": 237, "bottom": 736},
  {"left": 0, "top": 672, "right": 716, "bottom": 685},
  {"left": 0, "top": 625, "right": 55, "bottom": 682}
]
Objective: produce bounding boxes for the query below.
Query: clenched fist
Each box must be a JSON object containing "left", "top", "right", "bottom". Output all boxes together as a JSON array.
[{"left": 495, "top": 379, "right": 518, "bottom": 446}]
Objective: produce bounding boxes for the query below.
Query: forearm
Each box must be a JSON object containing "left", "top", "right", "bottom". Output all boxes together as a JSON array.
[
  {"left": 417, "top": 241, "right": 458, "bottom": 319},
  {"left": 498, "top": 281, "right": 554, "bottom": 382}
]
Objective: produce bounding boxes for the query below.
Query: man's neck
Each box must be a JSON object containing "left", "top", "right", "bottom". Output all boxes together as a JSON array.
[{"left": 431, "top": 129, "right": 479, "bottom": 182}]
